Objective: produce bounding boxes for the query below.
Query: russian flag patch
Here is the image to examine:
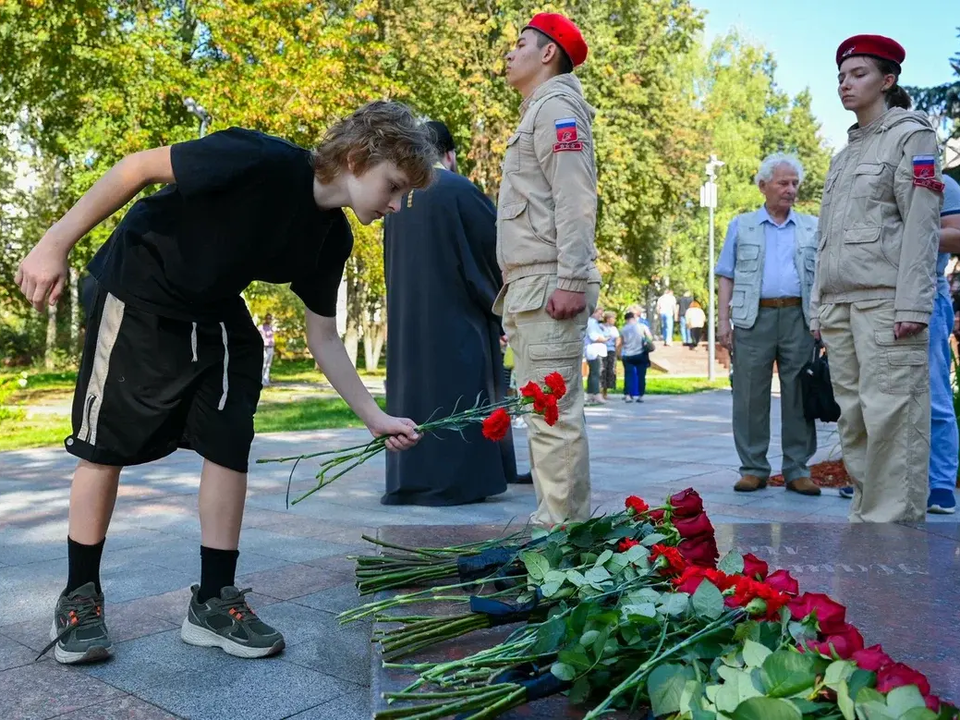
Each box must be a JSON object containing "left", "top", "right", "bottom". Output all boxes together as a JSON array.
[
  {"left": 553, "top": 117, "right": 582, "bottom": 153},
  {"left": 913, "top": 155, "right": 944, "bottom": 192}
]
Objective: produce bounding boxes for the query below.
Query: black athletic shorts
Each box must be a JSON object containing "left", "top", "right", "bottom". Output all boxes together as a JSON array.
[{"left": 66, "top": 284, "right": 263, "bottom": 472}]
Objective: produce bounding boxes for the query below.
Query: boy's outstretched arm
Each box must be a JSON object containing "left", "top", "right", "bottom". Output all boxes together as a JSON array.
[
  {"left": 16, "top": 146, "right": 174, "bottom": 311},
  {"left": 304, "top": 309, "right": 420, "bottom": 452}
]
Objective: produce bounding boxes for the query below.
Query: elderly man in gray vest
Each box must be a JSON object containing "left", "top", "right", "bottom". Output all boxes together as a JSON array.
[{"left": 716, "top": 153, "right": 821, "bottom": 496}]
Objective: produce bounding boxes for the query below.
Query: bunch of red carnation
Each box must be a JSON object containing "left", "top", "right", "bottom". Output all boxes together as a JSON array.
[
  {"left": 481, "top": 372, "right": 567, "bottom": 441},
  {"left": 673, "top": 555, "right": 796, "bottom": 620}
]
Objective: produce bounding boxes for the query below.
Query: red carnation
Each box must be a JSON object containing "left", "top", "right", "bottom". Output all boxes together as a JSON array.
[
  {"left": 853, "top": 645, "right": 894, "bottom": 672},
  {"left": 705, "top": 569, "right": 736, "bottom": 591},
  {"left": 542, "top": 396, "right": 559, "bottom": 425},
  {"left": 876, "top": 663, "right": 931, "bottom": 697},
  {"left": 669, "top": 489, "right": 704, "bottom": 518},
  {"left": 625, "top": 496, "right": 649, "bottom": 515},
  {"left": 673, "top": 514, "right": 715, "bottom": 540},
  {"left": 742, "top": 553, "right": 768, "bottom": 580},
  {"left": 618, "top": 538, "right": 640, "bottom": 552},
  {"left": 481, "top": 408, "right": 511, "bottom": 441},
  {"left": 648, "top": 509, "right": 666, "bottom": 524},
  {"left": 788, "top": 593, "right": 847, "bottom": 634},
  {"left": 806, "top": 623, "right": 865, "bottom": 660},
  {"left": 673, "top": 566, "right": 708, "bottom": 594},
  {"left": 679, "top": 535, "right": 719, "bottom": 568},
  {"left": 543, "top": 372, "right": 566, "bottom": 399},
  {"left": 520, "top": 382, "right": 546, "bottom": 409},
  {"left": 650, "top": 544, "right": 686, "bottom": 575},
  {"left": 765, "top": 569, "right": 800, "bottom": 596},
  {"left": 726, "top": 576, "right": 790, "bottom": 619}
]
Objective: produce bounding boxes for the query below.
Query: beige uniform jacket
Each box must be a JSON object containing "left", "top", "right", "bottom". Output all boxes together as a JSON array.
[
  {"left": 496, "top": 74, "right": 601, "bottom": 293},
  {"left": 810, "top": 108, "right": 944, "bottom": 330}
]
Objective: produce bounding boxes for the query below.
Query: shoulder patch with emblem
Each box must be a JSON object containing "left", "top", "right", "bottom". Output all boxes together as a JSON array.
[
  {"left": 912, "top": 155, "right": 944, "bottom": 193},
  {"left": 553, "top": 117, "right": 583, "bottom": 153}
]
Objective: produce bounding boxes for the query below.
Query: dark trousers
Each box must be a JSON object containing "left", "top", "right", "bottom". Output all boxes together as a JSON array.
[
  {"left": 690, "top": 327, "right": 703, "bottom": 346},
  {"left": 586, "top": 358, "right": 602, "bottom": 394}
]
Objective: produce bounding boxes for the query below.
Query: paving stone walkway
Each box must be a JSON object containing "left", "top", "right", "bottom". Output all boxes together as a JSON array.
[{"left": 1, "top": 390, "right": 956, "bottom": 719}]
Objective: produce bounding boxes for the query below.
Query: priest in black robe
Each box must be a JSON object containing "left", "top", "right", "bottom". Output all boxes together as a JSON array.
[{"left": 381, "top": 121, "right": 517, "bottom": 506}]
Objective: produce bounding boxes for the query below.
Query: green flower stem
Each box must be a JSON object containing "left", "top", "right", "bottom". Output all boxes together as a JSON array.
[
  {"left": 460, "top": 686, "right": 527, "bottom": 720},
  {"left": 384, "top": 687, "right": 507, "bottom": 701},
  {"left": 376, "top": 685, "right": 516, "bottom": 720},
  {"left": 583, "top": 610, "right": 744, "bottom": 720}
]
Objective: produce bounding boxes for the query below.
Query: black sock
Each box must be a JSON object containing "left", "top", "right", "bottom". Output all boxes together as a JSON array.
[
  {"left": 197, "top": 546, "right": 240, "bottom": 604},
  {"left": 65, "top": 536, "right": 105, "bottom": 595}
]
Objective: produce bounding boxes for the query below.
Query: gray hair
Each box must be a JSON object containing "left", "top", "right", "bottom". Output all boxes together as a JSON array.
[{"left": 755, "top": 153, "right": 805, "bottom": 186}]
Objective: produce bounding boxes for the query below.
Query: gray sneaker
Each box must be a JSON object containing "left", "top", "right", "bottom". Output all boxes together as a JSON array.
[
  {"left": 181, "top": 585, "right": 284, "bottom": 658},
  {"left": 38, "top": 582, "right": 112, "bottom": 664}
]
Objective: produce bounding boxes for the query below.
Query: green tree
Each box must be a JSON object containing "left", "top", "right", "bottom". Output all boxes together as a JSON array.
[{"left": 905, "top": 27, "right": 959, "bottom": 141}]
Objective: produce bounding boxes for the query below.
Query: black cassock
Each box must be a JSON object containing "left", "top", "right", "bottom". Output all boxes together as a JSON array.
[{"left": 381, "top": 168, "right": 517, "bottom": 506}]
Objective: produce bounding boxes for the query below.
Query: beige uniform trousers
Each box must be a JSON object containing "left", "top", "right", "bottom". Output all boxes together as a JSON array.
[
  {"left": 500, "top": 274, "right": 600, "bottom": 524},
  {"left": 819, "top": 299, "right": 930, "bottom": 523}
]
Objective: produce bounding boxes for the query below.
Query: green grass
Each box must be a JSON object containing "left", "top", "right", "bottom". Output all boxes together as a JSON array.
[
  {"left": 0, "top": 412, "right": 73, "bottom": 453},
  {"left": 254, "top": 396, "right": 387, "bottom": 434},
  {"left": 586, "top": 376, "right": 729, "bottom": 395}
]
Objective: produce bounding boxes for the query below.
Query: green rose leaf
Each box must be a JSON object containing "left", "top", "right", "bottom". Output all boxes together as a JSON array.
[
  {"left": 579, "top": 629, "right": 600, "bottom": 647},
  {"left": 531, "top": 616, "right": 566, "bottom": 655},
  {"left": 566, "top": 569, "right": 587, "bottom": 587},
  {"left": 743, "top": 639, "right": 773, "bottom": 669},
  {"left": 568, "top": 677, "right": 591, "bottom": 705},
  {"left": 659, "top": 593, "right": 690, "bottom": 617},
  {"left": 849, "top": 669, "right": 877, "bottom": 699},
  {"left": 641, "top": 532, "right": 668, "bottom": 547},
  {"left": 648, "top": 663, "right": 694, "bottom": 717},
  {"left": 856, "top": 688, "right": 887, "bottom": 705},
  {"left": 624, "top": 544, "right": 650, "bottom": 565},
  {"left": 550, "top": 661, "right": 576, "bottom": 682},
  {"left": 899, "top": 710, "right": 938, "bottom": 720},
  {"left": 692, "top": 710, "right": 718, "bottom": 720},
  {"left": 837, "top": 679, "right": 855, "bottom": 720},
  {"left": 606, "top": 553, "right": 629, "bottom": 576},
  {"left": 595, "top": 549, "right": 613, "bottom": 567},
  {"left": 531, "top": 527, "right": 549, "bottom": 541},
  {"left": 558, "top": 645, "right": 592, "bottom": 671},
  {"left": 824, "top": 659, "right": 857, "bottom": 691},
  {"left": 520, "top": 551, "right": 549, "bottom": 582},
  {"left": 886, "top": 685, "right": 928, "bottom": 716},
  {"left": 729, "top": 697, "right": 802, "bottom": 720},
  {"left": 585, "top": 566, "right": 611, "bottom": 585},
  {"left": 857, "top": 701, "right": 899, "bottom": 720},
  {"left": 692, "top": 580, "right": 725, "bottom": 620},
  {"left": 541, "top": 580, "right": 563, "bottom": 598},
  {"left": 760, "top": 650, "right": 821, "bottom": 697},
  {"left": 718, "top": 551, "right": 745, "bottom": 575}
]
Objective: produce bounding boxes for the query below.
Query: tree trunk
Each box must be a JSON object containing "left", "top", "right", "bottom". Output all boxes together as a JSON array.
[
  {"left": 70, "top": 266, "right": 80, "bottom": 355},
  {"left": 45, "top": 303, "right": 57, "bottom": 370},
  {"left": 361, "top": 309, "right": 386, "bottom": 372}
]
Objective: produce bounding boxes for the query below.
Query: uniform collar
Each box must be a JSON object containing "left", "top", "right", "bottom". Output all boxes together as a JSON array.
[
  {"left": 758, "top": 205, "right": 796, "bottom": 228},
  {"left": 519, "top": 73, "right": 583, "bottom": 116}
]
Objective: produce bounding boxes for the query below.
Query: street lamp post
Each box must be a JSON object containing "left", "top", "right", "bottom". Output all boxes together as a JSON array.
[
  {"left": 700, "top": 154, "right": 724, "bottom": 381},
  {"left": 183, "top": 97, "right": 211, "bottom": 138}
]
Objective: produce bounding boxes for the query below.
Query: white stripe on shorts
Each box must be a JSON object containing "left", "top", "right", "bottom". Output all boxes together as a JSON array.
[{"left": 78, "top": 292, "right": 125, "bottom": 446}]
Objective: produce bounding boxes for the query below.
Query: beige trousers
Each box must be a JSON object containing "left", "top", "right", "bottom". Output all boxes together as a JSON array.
[
  {"left": 819, "top": 300, "right": 930, "bottom": 523},
  {"left": 499, "top": 275, "right": 600, "bottom": 524}
]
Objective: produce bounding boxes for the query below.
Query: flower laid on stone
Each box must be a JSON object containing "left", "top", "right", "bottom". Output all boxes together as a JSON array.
[
  {"left": 341, "top": 488, "right": 957, "bottom": 720},
  {"left": 258, "top": 372, "right": 567, "bottom": 505}
]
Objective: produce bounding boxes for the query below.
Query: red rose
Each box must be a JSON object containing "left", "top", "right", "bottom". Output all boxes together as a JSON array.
[
  {"left": 673, "top": 566, "right": 708, "bottom": 594},
  {"left": 853, "top": 645, "right": 894, "bottom": 672},
  {"left": 876, "top": 663, "right": 931, "bottom": 697},
  {"left": 618, "top": 538, "right": 640, "bottom": 552},
  {"left": 788, "top": 593, "right": 847, "bottom": 634},
  {"left": 806, "top": 623, "right": 865, "bottom": 660},
  {"left": 648, "top": 509, "right": 666, "bottom": 524},
  {"left": 669, "top": 489, "right": 704, "bottom": 518},
  {"left": 679, "top": 535, "right": 719, "bottom": 568},
  {"left": 765, "top": 569, "right": 800, "bottom": 596},
  {"left": 650, "top": 544, "right": 686, "bottom": 575},
  {"left": 925, "top": 695, "right": 941, "bottom": 713},
  {"left": 742, "top": 553, "right": 768, "bottom": 580},
  {"left": 481, "top": 408, "right": 511, "bottom": 441},
  {"left": 543, "top": 397, "right": 559, "bottom": 425},
  {"left": 673, "top": 513, "right": 715, "bottom": 540},
  {"left": 625, "top": 496, "right": 649, "bottom": 515},
  {"left": 543, "top": 372, "right": 566, "bottom": 399}
]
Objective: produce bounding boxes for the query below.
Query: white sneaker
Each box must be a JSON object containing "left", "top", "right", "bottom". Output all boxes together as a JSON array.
[{"left": 623, "top": 396, "right": 633, "bottom": 403}]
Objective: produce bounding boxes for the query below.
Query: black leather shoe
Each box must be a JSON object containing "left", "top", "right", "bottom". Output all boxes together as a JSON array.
[{"left": 510, "top": 472, "right": 533, "bottom": 485}]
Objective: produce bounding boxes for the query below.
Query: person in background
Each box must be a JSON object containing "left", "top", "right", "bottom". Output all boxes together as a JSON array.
[
  {"left": 678, "top": 291, "right": 694, "bottom": 346},
  {"left": 600, "top": 310, "right": 620, "bottom": 400},
  {"left": 656, "top": 288, "right": 677, "bottom": 345},
  {"left": 584, "top": 307, "right": 607, "bottom": 404},
  {"left": 619, "top": 311, "right": 653, "bottom": 403},
  {"left": 684, "top": 301, "right": 706, "bottom": 348},
  {"left": 811, "top": 35, "right": 943, "bottom": 522},
  {"left": 260, "top": 313, "right": 276, "bottom": 386}
]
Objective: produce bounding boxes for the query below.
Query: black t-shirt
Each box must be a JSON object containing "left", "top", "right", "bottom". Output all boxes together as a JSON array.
[{"left": 88, "top": 128, "right": 353, "bottom": 321}]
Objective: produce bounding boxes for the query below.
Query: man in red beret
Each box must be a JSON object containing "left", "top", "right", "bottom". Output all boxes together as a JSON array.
[{"left": 494, "top": 13, "right": 601, "bottom": 524}]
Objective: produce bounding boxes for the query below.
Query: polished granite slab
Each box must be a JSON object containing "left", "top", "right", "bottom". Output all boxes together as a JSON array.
[{"left": 369, "top": 523, "right": 960, "bottom": 718}]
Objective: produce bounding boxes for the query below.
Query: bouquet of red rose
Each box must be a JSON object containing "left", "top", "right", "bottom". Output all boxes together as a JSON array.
[{"left": 258, "top": 372, "right": 567, "bottom": 505}]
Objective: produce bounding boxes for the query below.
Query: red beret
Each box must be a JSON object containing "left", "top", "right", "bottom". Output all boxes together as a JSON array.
[
  {"left": 836, "top": 34, "right": 905, "bottom": 68},
  {"left": 524, "top": 13, "right": 588, "bottom": 68}
]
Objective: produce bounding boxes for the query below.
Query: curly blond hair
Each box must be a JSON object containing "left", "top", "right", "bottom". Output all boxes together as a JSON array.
[{"left": 311, "top": 101, "right": 437, "bottom": 189}]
